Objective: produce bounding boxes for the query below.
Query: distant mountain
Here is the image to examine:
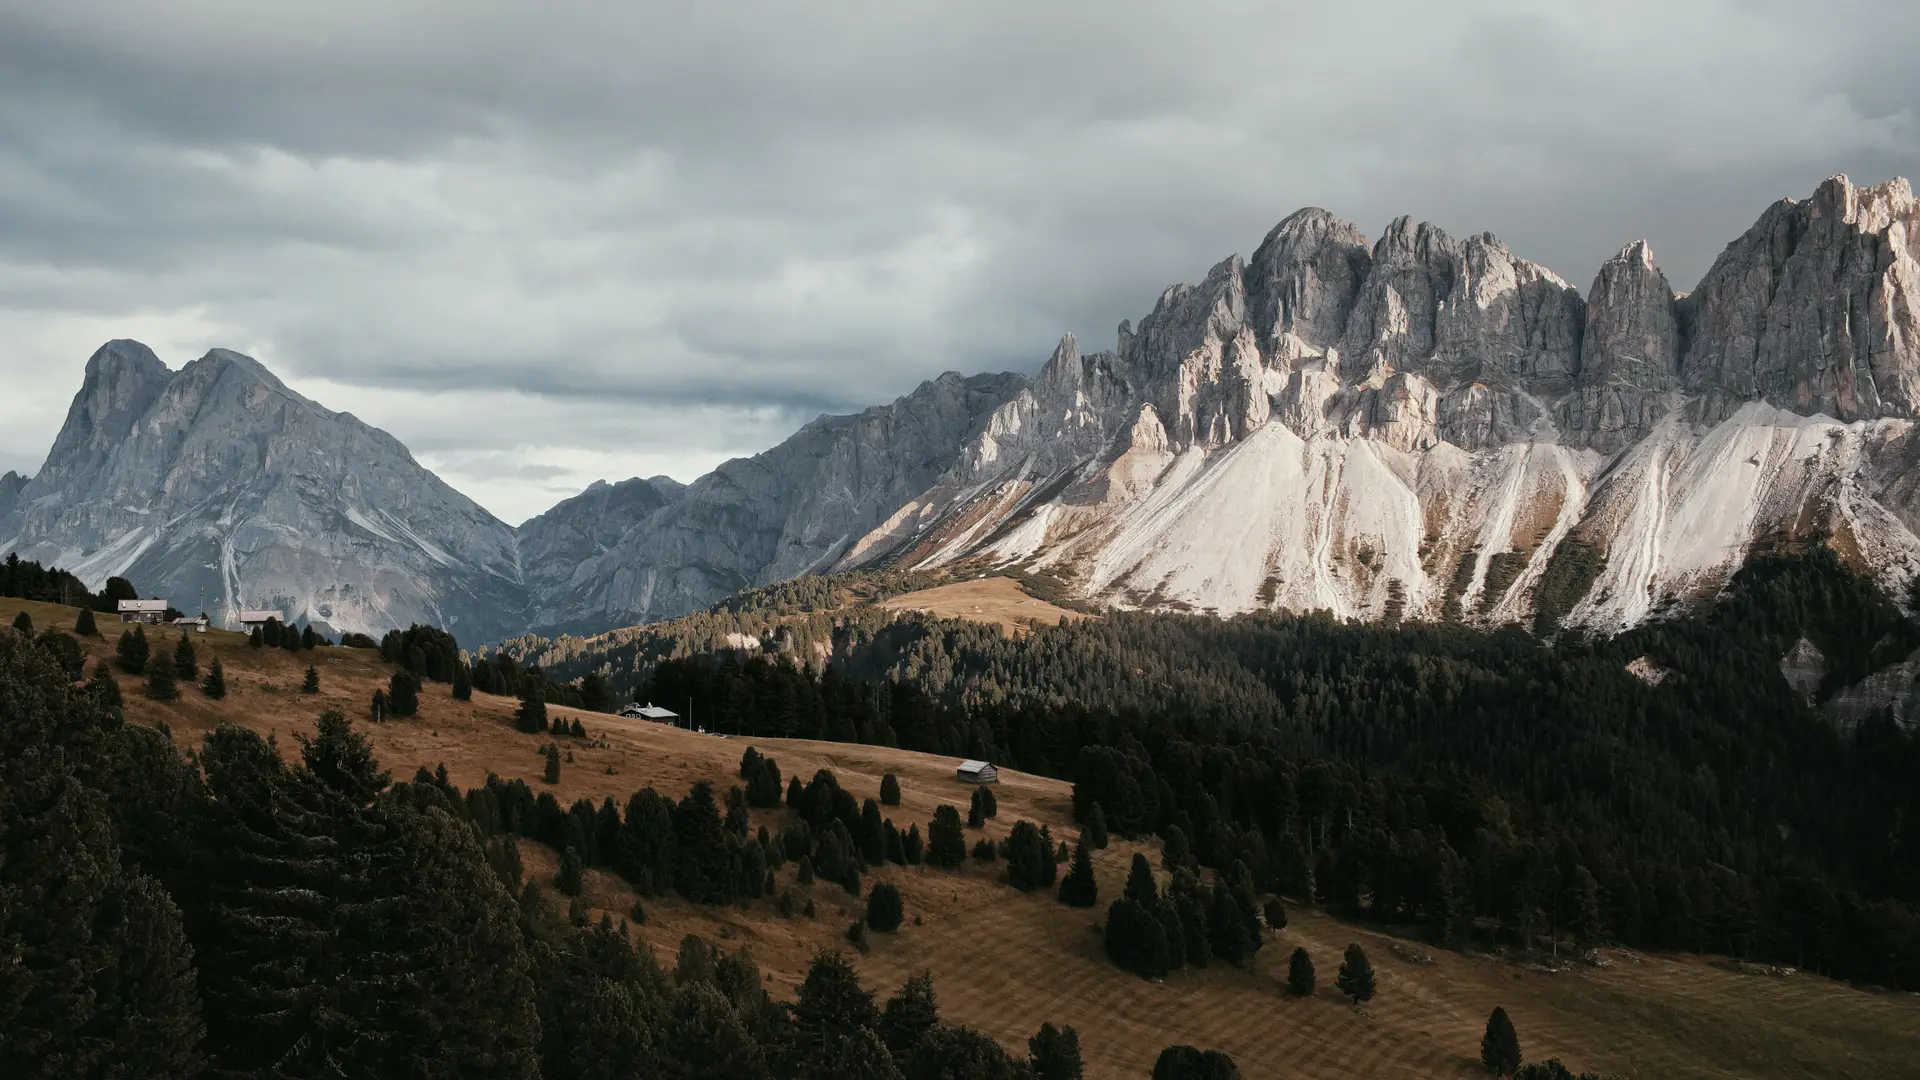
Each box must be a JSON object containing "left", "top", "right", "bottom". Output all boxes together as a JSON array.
[
  {"left": 8, "top": 175, "right": 1920, "bottom": 642},
  {"left": 0, "top": 341, "right": 523, "bottom": 640}
]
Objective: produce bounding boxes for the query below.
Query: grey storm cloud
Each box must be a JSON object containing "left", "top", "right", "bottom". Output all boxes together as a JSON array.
[{"left": 0, "top": 0, "right": 1915, "bottom": 521}]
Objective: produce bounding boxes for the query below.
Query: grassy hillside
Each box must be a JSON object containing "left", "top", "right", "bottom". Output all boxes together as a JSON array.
[{"left": 10, "top": 594, "right": 1918, "bottom": 1080}]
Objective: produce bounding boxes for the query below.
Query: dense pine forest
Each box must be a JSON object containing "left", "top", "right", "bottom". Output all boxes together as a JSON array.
[
  {"left": 518, "top": 552, "right": 1920, "bottom": 990},
  {"left": 0, "top": 623, "right": 1127, "bottom": 1078}
]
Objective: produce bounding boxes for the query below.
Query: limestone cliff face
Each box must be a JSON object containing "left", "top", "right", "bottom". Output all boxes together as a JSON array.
[{"left": 1681, "top": 177, "right": 1920, "bottom": 423}]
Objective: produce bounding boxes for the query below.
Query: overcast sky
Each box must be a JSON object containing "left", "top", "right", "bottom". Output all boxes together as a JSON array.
[{"left": 2, "top": 1, "right": 1915, "bottom": 524}]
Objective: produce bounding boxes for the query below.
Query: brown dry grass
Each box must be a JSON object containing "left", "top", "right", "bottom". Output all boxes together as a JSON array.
[
  {"left": 876, "top": 576, "right": 1086, "bottom": 636},
  {"left": 8, "top": 595, "right": 1918, "bottom": 1080}
]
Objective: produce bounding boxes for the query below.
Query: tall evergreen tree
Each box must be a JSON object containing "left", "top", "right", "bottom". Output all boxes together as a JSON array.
[
  {"left": 1286, "top": 947, "right": 1315, "bottom": 997},
  {"left": 387, "top": 670, "right": 420, "bottom": 717},
  {"left": 880, "top": 772, "right": 901, "bottom": 806},
  {"left": 201, "top": 657, "right": 226, "bottom": 699},
  {"left": 74, "top": 605, "right": 98, "bottom": 636},
  {"left": 878, "top": 972, "right": 940, "bottom": 1066},
  {"left": 544, "top": 743, "right": 563, "bottom": 785},
  {"left": 301, "top": 664, "right": 320, "bottom": 694},
  {"left": 12, "top": 609, "right": 32, "bottom": 633},
  {"left": 1082, "top": 801, "right": 1109, "bottom": 849},
  {"left": 296, "top": 710, "right": 391, "bottom": 805},
  {"left": 1124, "top": 852, "right": 1159, "bottom": 905},
  {"left": 673, "top": 782, "right": 734, "bottom": 904},
  {"left": 1336, "top": 943, "right": 1376, "bottom": 1004},
  {"left": 1005, "top": 820, "right": 1057, "bottom": 891},
  {"left": 793, "top": 950, "right": 880, "bottom": 1057},
  {"left": 557, "top": 845, "right": 585, "bottom": 896},
  {"left": 1481, "top": 1006, "right": 1522, "bottom": 1075},
  {"left": 1058, "top": 842, "right": 1098, "bottom": 907},
  {"left": 517, "top": 689, "right": 547, "bottom": 733},
  {"left": 867, "top": 882, "right": 904, "bottom": 932},
  {"left": 90, "top": 658, "right": 124, "bottom": 711},
  {"left": 1028, "top": 1022, "right": 1084, "bottom": 1080},
  {"left": 145, "top": 652, "right": 177, "bottom": 701},
  {"left": 116, "top": 626, "right": 149, "bottom": 674},
  {"left": 172, "top": 634, "right": 197, "bottom": 681},
  {"left": 452, "top": 662, "right": 472, "bottom": 701},
  {"left": 928, "top": 805, "right": 966, "bottom": 868},
  {"left": 967, "top": 787, "right": 986, "bottom": 829}
]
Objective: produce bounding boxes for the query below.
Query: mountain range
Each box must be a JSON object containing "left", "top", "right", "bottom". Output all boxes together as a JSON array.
[{"left": 4, "top": 174, "right": 1918, "bottom": 644}]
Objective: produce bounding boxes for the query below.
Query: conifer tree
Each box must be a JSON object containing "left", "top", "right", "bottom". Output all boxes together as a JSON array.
[
  {"left": 886, "top": 823, "right": 907, "bottom": 864},
  {"left": 673, "top": 781, "right": 734, "bottom": 904},
  {"left": 388, "top": 670, "right": 420, "bottom": 717},
  {"left": 544, "top": 743, "right": 562, "bottom": 784},
  {"left": 787, "top": 773, "right": 805, "bottom": 808},
  {"left": 557, "top": 845, "right": 585, "bottom": 896},
  {"left": 967, "top": 787, "right": 986, "bottom": 828},
  {"left": 1264, "top": 896, "right": 1288, "bottom": 931},
  {"left": 74, "top": 605, "right": 97, "bottom": 636},
  {"left": 1006, "top": 820, "right": 1057, "bottom": 891},
  {"left": 452, "top": 662, "right": 472, "bottom": 701},
  {"left": 980, "top": 785, "right": 997, "bottom": 818},
  {"left": 1058, "top": 841, "right": 1098, "bottom": 906},
  {"left": 1084, "top": 801, "right": 1110, "bottom": 849},
  {"left": 248, "top": 625, "right": 263, "bottom": 648},
  {"left": 880, "top": 771, "right": 901, "bottom": 806},
  {"left": 371, "top": 688, "right": 386, "bottom": 723},
  {"left": 1287, "top": 947, "right": 1316, "bottom": 997},
  {"left": 928, "top": 804, "right": 966, "bottom": 868},
  {"left": 297, "top": 709, "right": 391, "bottom": 804},
  {"left": 794, "top": 949, "right": 880, "bottom": 1049},
  {"left": 201, "top": 656, "right": 226, "bottom": 699},
  {"left": 516, "top": 689, "right": 547, "bottom": 733},
  {"left": 117, "top": 626, "right": 149, "bottom": 674},
  {"left": 861, "top": 798, "right": 888, "bottom": 864},
  {"left": 1481, "top": 1006, "right": 1522, "bottom": 1075},
  {"left": 301, "top": 664, "right": 320, "bottom": 694},
  {"left": 90, "top": 658, "right": 124, "bottom": 710},
  {"left": 1029, "top": 1022, "right": 1084, "bottom": 1080},
  {"left": 867, "top": 881, "right": 904, "bottom": 932},
  {"left": 1152, "top": 1045, "right": 1241, "bottom": 1080},
  {"left": 169, "top": 634, "right": 195, "bottom": 681},
  {"left": 300, "top": 624, "right": 318, "bottom": 650},
  {"left": 879, "top": 971, "right": 940, "bottom": 1066},
  {"left": 1336, "top": 943, "right": 1376, "bottom": 1004},
  {"left": 12, "top": 609, "right": 31, "bottom": 633},
  {"left": 904, "top": 823, "right": 925, "bottom": 866},
  {"left": 145, "top": 652, "right": 177, "bottom": 700},
  {"left": 1124, "top": 852, "right": 1159, "bottom": 905}
]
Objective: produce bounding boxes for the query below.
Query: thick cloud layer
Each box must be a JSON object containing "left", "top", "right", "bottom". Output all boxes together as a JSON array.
[{"left": 1, "top": 0, "right": 1914, "bottom": 522}]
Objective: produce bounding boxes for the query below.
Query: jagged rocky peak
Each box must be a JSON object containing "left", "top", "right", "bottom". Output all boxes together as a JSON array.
[
  {"left": 1551, "top": 239, "right": 1683, "bottom": 452},
  {"left": 1681, "top": 173, "right": 1920, "bottom": 424},
  {"left": 1243, "top": 207, "right": 1372, "bottom": 363},
  {"left": 37, "top": 339, "right": 175, "bottom": 494}
]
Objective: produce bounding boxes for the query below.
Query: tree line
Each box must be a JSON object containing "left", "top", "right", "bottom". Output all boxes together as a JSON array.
[{"left": 577, "top": 551, "right": 1920, "bottom": 990}]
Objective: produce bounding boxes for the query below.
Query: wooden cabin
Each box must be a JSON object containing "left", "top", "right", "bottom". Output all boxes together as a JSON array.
[
  {"left": 117, "top": 599, "right": 168, "bottom": 624},
  {"left": 956, "top": 759, "right": 999, "bottom": 784}
]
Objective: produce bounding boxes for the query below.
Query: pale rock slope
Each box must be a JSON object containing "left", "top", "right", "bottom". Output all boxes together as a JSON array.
[{"left": 823, "top": 176, "right": 1920, "bottom": 630}]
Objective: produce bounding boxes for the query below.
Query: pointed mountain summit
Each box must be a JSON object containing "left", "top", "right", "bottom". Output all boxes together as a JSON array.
[{"left": 1, "top": 347, "right": 523, "bottom": 639}]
